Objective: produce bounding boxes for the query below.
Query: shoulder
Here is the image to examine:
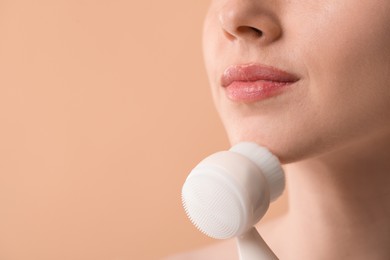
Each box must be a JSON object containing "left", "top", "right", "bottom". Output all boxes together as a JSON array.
[{"left": 162, "top": 240, "right": 238, "bottom": 260}]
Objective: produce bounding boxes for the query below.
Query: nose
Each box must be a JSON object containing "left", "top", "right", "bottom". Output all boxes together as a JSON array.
[{"left": 218, "top": 1, "right": 282, "bottom": 44}]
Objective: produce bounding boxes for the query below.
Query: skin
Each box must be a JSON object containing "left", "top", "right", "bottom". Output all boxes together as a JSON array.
[
  {"left": 166, "top": 0, "right": 390, "bottom": 259},
  {"left": 204, "top": 0, "right": 390, "bottom": 163}
]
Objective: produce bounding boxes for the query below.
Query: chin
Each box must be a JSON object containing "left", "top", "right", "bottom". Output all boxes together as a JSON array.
[{"left": 225, "top": 126, "right": 331, "bottom": 165}]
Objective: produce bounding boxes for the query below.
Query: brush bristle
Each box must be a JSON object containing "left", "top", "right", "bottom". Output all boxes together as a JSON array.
[{"left": 181, "top": 172, "right": 245, "bottom": 239}]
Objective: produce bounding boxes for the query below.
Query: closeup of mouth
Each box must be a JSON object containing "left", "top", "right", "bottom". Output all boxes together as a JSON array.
[{"left": 221, "top": 63, "right": 300, "bottom": 102}]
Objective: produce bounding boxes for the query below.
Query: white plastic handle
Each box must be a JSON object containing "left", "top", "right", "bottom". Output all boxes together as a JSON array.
[{"left": 236, "top": 227, "right": 278, "bottom": 260}]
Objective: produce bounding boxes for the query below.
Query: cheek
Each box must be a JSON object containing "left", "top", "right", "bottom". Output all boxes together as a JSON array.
[
  {"left": 300, "top": 5, "right": 390, "bottom": 134},
  {"left": 280, "top": 3, "right": 390, "bottom": 159},
  {"left": 202, "top": 15, "right": 227, "bottom": 112}
]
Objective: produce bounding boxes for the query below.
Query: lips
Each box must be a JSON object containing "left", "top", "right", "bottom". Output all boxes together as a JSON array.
[{"left": 221, "top": 63, "right": 299, "bottom": 102}]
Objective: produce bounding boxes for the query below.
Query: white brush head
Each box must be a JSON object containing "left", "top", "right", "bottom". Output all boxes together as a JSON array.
[
  {"left": 229, "top": 142, "right": 285, "bottom": 202},
  {"left": 181, "top": 143, "right": 285, "bottom": 239}
]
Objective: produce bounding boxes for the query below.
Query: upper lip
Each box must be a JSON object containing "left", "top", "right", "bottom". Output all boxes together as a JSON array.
[{"left": 221, "top": 63, "right": 299, "bottom": 87}]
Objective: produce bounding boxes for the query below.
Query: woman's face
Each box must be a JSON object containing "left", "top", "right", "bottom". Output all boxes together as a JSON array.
[{"left": 203, "top": 0, "right": 390, "bottom": 163}]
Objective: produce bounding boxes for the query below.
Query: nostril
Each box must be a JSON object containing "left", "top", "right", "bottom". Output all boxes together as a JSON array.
[
  {"left": 237, "top": 26, "right": 263, "bottom": 38},
  {"left": 251, "top": 27, "right": 263, "bottom": 37}
]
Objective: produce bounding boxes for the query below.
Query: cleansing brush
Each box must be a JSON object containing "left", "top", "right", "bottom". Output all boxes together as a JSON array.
[{"left": 181, "top": 142, "right": 285, "bottom": 260}]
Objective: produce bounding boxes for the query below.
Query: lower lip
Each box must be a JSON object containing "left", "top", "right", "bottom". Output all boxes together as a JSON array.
[{"left": 225, "top": 80, "right": 294, "bottom": 102}]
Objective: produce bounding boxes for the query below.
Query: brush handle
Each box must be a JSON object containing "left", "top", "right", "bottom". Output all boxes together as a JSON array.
[{"left": 236, "top": 227, "right": 278, "bottom": 260}]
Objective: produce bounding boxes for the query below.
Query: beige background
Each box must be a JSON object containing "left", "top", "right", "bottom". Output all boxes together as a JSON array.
[{"left": 0, "top": 1, "right": 287, "bottom": 259}]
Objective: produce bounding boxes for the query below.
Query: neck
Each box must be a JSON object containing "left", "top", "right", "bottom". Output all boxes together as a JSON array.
[{"left": 280, "top": 131, "right": 390, "bottom": 259}]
